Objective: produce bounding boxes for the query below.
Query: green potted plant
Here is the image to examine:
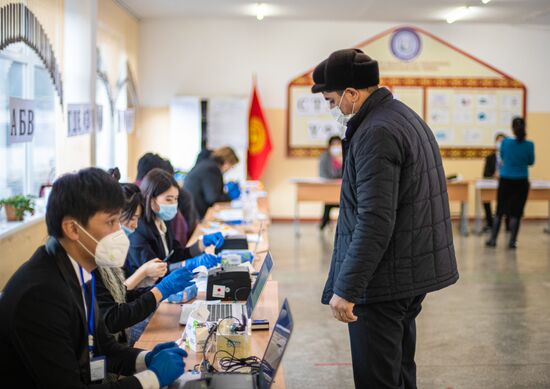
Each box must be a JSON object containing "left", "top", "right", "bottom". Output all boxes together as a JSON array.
[{"left": 0, "top": 195, "right": 36, "bottom": 222}]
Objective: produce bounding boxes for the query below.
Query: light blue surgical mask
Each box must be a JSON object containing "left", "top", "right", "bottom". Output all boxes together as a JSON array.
[
  {"left": 121, "top": 224, "right": 135, "bottom": 237},
  {"left": 155, "top": 203, "right": 178, "bottom": 221}
]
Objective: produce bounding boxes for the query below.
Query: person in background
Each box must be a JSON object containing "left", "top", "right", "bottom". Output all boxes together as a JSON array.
[
  {"left": 93, "top": 182, "right": 195, "bottom": 348},
  {"left": 319, "top": 135, "right": 343, "bottom": 230},
  {"left": 0, "top": 167, "right": 186, "bottom": 388},
  {"left": 486, "top": 117, "right": 535, "bottom": 249},
  {"left": 482, "top": 133, "right": 507, "bottom": 232},
  {"left": 312, "top": 48, "right": 458, "bottom": 389},
  {"left": 195, "top": 148, "right": 212, "bottom": 165},
  {"left": 184, "top": 146, "right": 241, "bottom": 219},
  {"left": 136, "top": 152, "right": 199, "bottom": 239},
  {"left": 127, "top": 168, "right": 223, "bottom": 278}
]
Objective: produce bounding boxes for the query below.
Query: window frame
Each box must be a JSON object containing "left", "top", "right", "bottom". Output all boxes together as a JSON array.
[{"left": 0, "top": 43, "right": 58, "bottom": 197}]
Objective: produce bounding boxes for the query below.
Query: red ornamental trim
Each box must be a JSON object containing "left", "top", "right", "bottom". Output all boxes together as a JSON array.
[{"left": 287, "top": 146, "right": 495, "bottom": 159}]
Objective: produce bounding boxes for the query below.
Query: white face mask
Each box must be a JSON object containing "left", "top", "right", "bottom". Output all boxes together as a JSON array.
[
  {"left": 330, "top": 90, "right": 356, "bottom": 126},
  {"left": 329, "top": 145, "right": 342, "bottom": 157},
  {"left": 75, "top": 222, "right": 129, "bottom": 268}
]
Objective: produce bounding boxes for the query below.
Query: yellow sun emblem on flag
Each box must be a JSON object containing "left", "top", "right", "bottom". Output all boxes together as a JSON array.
[{"left": 249, "top": 117, "right": 266, "bottom": 155}]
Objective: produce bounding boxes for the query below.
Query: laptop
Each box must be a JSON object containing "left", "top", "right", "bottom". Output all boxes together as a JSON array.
[
  {"left": 174, "top": 299, "right": 293, "bottom": 389},
  {"left": 180, "top": 252, "right": 273, "bottom": 324}
]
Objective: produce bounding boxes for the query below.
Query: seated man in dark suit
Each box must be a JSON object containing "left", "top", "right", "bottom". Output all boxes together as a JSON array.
[
  {"left": 482, "top": 133, "right": 506, "bottom": 231},
  {"left": 0, "top": 167, "right": 186, "bottom": 388}
]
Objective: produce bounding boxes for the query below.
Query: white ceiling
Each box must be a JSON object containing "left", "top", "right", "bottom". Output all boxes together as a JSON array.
[{"left": 117, "top": 0, "right": 550, "bottom": 25}]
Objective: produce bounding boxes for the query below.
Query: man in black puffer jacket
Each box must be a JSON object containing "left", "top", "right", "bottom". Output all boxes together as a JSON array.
[{"left": 313, "top": 49, "right": 459, "bottom": 389}]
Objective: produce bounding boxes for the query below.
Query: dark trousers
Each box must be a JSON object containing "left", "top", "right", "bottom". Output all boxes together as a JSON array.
[
  {"left": 348, "top": 294, "right": 426, "bottom": 389},
  {"left": 483, "top": 202, "right": 493, "bottom": 228},
  {"left": 496, "top": 178, "right": 530, "bottom": 218},
  {"left": 320, "top": 204, "right": 339, "bottom": 229}
]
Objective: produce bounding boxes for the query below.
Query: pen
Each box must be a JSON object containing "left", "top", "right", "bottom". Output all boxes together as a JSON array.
[{"left": 163, "top": 249, "right": 175, "bottom": 262}]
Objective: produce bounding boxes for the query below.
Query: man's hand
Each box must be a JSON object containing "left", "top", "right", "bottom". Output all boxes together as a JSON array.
[{"left": 329, "top": 294, "right": 357, "bottom": 323}]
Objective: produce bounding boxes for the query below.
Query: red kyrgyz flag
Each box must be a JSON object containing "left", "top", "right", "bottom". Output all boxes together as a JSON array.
[{"left": 247, "top": 83, "right": 272, "bottom": 180}]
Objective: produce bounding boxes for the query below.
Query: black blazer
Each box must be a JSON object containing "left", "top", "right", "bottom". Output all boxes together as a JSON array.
[
  {"left": 483, "top": 152, "right": 497, "bottom": 178},
  {"left": 0, "top": 238, "right": 143, "bottom": 388},
  {"left": 93, "top": 269, "right": 157, "bottom": 344},
  {"left": 126, "top": 217, "right": 200, "bottom": 276},
  {"left": 184, "top": 158, "right": 231, "bottom": 219}
]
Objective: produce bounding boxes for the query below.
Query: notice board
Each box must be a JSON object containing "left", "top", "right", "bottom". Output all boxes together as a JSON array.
[{"left": 287, "top": 26, "right": 526, "bottom": 158}]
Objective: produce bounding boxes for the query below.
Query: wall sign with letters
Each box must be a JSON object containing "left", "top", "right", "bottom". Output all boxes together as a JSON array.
[
  {"left": 9, "top": 97, "right": 35, "bottom": 144},
  {"left": 67, "top": 104, "right": 94, "bottom": 137}
]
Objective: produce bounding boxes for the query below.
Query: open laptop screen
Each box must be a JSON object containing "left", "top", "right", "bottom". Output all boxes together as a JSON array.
[
  {"left": 259, "top": 299, "right": 293, "bottom": 389},
  {"left": 245, "top": 252, "right": 273, "bottom": 318}
]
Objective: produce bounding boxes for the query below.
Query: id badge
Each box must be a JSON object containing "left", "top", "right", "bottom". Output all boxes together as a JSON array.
[{"left": 90, "top": 356, "right": 106, "bottom": 382}]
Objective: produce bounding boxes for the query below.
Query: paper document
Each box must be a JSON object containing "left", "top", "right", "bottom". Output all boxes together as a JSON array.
[{"left": 214, "top": 209, "right": 244, "bottom": 221}]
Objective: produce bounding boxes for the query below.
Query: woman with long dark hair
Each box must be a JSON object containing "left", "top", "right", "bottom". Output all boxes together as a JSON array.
[
  {"left": 93, "top": 182, "right": 195, "bottom": 347},
  {"left": 486, "top": 117, "right": 535, "bottom": 249},
  {"left": 126, "top": 168, "right": 221, "bottom": 277}
]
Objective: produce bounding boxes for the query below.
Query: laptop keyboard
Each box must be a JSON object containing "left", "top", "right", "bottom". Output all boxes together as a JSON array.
[{"left": 208, "top": 304, "right": 233, "bottom": 321}]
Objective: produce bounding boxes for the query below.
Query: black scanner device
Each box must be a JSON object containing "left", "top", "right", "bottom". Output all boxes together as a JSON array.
[
  {"left": 215, "top": 234, "right": 249, "bottom": 254},
  {"left": 206, "top": 265, "right": 251, "bottom": 301}
]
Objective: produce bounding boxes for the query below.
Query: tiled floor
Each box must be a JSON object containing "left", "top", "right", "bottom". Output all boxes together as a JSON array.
[{"left": 269, "top": 221, "right": 550, "bottom": 389}]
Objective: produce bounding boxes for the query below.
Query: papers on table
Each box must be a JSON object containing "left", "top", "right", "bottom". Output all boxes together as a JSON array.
[
  {"left": 214, "top": 209, "right": 244, "bottom": 222},
  {"left": 531, "top": 180, "right": 550, "bottom": 189},
  {"left": 476, "top": 179, "right": 550, "bottom": 189},
  {"left": 475, "top": 179, "right": 498, "bottom": 189},
  {"left": 201, "top": 222, "right": 240, "bottom": 236},
  {"left": 246, "top": 233, "right": 262, "bottom": 243},
  {"left": 289, "top": 177, "right": 341, "bottom": 184}
]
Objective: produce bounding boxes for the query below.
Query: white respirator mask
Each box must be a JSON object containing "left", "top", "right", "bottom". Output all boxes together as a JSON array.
[{"left": 75, "top": 222, "right": 129, "bottom": 268}]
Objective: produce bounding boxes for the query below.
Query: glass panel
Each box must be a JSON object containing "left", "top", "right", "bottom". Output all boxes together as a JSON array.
[
  {"left": 29, "top": 66, "right": 56, "bottom": 196},
  {"left": 95, "top": 79, "right": 113, "bottom": 170},
  {"left": 0, "top": 56, "right": 25, "bottom": 199},
  {"left": 114, "top": 87, "right": 128, "bottom": 181}
]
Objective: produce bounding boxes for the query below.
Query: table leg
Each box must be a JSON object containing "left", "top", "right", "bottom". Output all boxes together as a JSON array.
[
  {"left": 460, "top": 202, "right": 469, "bottom": 237},
  {"left": 294, "top": 198, "right": 301, "bottom": 237},
  {"left": 544, "top": 201, "right": 550, "bottom": 234},
  {"left": 474, "top": 189, "right": 483, "bottom": 235}
]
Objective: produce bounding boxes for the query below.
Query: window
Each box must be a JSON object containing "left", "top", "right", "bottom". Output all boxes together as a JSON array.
[
  {"left": 95, "top": 77, "right": 114, "bottom": 171},
  {"left": 0, "top": 43, "right": 58, "bottom": 200},
  {"left": 114, "top": 84, "right": 129, "bottom": 181}
]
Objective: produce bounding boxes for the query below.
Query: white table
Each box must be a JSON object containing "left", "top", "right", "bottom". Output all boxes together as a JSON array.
[{"left": 474, "top": 179, "right": 550, "bottom": 234}]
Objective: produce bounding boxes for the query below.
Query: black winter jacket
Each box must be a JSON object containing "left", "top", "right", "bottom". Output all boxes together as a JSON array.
[{"left": 322, "top": 88, "right": 459, "bottom": 305}]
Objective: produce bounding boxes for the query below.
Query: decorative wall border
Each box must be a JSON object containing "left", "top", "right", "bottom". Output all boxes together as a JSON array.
[
  {"left": 115, "top": 61, "right": 139, "bottom": 107},
  {"left": 0, "top": 3, "right": 63, "bottom": 106}
]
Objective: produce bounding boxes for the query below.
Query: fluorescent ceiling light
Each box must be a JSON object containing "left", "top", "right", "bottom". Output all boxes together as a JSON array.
[
  {"left": 481, "top": 0, "right": 491, "bottom": 4},
  {"left": 256, "top": 3, "right": 267, "bottom": 20},
  {"left": 446, "top": 6, "right": 472, "bottom": 23}
]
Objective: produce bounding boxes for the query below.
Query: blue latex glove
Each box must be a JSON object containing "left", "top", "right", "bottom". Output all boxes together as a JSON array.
[
  {"left": 203, "top": 232, "right": 224, "bottom": 249},
  {"left": 145, "top": 341, "right": 179, "bottom": 367},
  {"left": 183, "top": 253, "right": 220, "bottom": 270},
  {"left": 148, "top": 348, "right": 187, "bottom": 387},
  {"left": 226, "top": 181, "right": 241, "bottom": 200},
  {"left": 155, "top": 267, "right": 194, "bottom": 300}
]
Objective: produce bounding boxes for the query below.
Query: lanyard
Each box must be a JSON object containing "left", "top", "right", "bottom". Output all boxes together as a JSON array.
[{"left": 79, "top": 266, "right": 95, "bottom": 356}]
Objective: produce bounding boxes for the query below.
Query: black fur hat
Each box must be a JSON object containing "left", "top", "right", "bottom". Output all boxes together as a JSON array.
[{"left": 311, "top": 48, "right": 379, "bottom": 93}]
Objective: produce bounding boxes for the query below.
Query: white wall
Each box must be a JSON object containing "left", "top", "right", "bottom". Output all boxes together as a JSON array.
[
  {"left": 59, "top": 0, "right": 97, "bottom": 173},
  {"left": 139, "top": 19, "right": 550, "bottom": 112}
]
